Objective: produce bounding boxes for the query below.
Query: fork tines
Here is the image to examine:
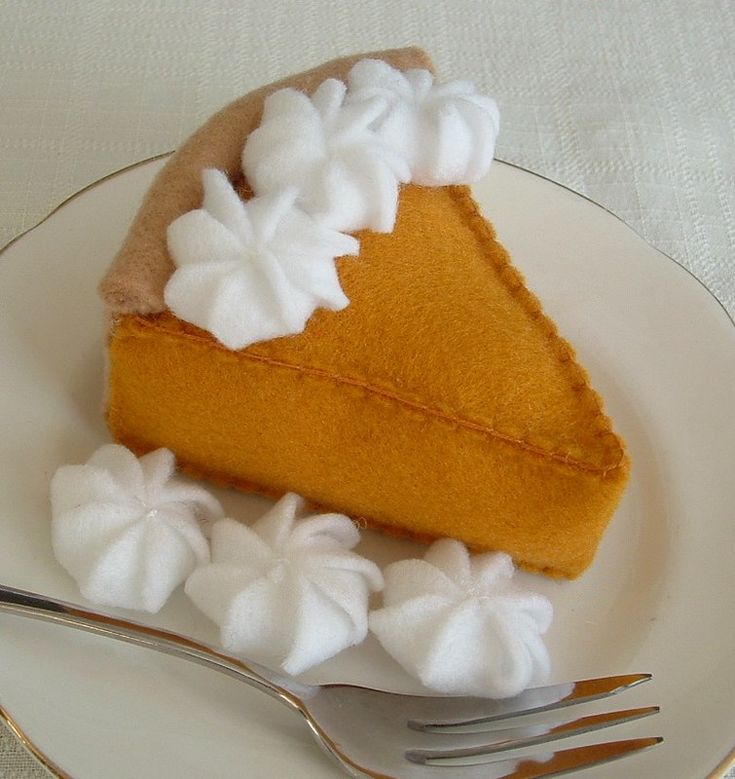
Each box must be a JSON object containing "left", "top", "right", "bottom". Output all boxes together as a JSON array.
[{"left": 402, "top": 673, "right": 661, "bottom": 777}]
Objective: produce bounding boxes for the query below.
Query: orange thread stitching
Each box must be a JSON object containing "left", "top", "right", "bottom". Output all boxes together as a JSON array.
[
  {"left": 112, "top": 184, "right": 627, "bottom": 477},
  {"left": 117, "top": 314, "right": 626, "bottom": 476},
  {"left": 448, "top": 185, "right": 623, "bottom": 453}
]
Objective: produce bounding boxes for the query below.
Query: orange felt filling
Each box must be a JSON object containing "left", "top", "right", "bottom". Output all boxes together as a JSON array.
[{"left": 105, "top": 184, "right": 629, "bottom": 578}]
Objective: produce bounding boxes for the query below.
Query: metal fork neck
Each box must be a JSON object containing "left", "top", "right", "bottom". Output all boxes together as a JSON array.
[{"left": 0, "top": 584, "right": 314, "bottom": 709}]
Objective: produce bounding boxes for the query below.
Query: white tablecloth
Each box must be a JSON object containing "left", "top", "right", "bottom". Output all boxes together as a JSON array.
[{"left": 1, "top": 1, "right": 733, "bottom": 776}]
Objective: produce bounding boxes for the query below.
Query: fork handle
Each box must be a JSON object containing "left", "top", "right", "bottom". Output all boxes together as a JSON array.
[{"left": 0, "top": 584, "right": 314, "bottom": 709}]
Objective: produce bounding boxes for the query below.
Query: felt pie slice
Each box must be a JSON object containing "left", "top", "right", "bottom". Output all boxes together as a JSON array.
[{"left": 101, "top": 48, "right": 629, "bottom": 579}]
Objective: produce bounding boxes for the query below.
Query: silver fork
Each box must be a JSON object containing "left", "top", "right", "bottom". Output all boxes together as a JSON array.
[{"left": 0, "top": 584, "right": 661, "bottom": 778}]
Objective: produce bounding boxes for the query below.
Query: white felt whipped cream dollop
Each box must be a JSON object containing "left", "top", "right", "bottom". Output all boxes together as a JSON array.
[
  {"left": 369, "top": 539, "right": 552, "bottom": 698},
  {"left": 347, "top": 59, "right": 500, "bottom": 186},
  {"left": 185, "top": 493, "right": 383, "bottom": 675},
  {"left": 243, "top": 78, "right": 410, "bottom": 233},
  {"left": 165, "top": 168, "right": 358, "bottom": 350},
  {"left": 51, "top": 445, "right": 222, "bottom": 613}
]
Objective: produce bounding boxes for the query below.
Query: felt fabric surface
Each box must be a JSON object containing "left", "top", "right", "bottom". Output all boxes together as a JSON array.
[
  {"left": 185, "top": 493, "right": 382, "bottom": 675},
  {"left": 165, "top": 168, "right": 358, "bottom": 349},
  {"left": 370, "top": 539, "right": 552, "bottom": 698},
  {"left": 100, "top": 46, "right": 432, "bottom": 315},
  {"left": 173, "top": 54, "right": 499, "bottom": 349},
  {"left": 242, "top": 77, "right": 410, "bottom": 234},
  {"left": 346, "top": 59, "right": 500, "bottom": 186},
  {"left": 50, "top": 445, "right": 222, "bottom": 613},
  {"left": 106, "top": 180, "right": 628, "bottom": 579}
]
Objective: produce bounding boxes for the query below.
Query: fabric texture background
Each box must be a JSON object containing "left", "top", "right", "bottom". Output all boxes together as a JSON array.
[{"left": 0, "top": 0, "right": 733, "bottom": 776}]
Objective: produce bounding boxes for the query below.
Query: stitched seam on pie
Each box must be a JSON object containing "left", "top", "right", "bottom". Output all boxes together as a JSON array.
[
  {"left": 116, "top": 315, "right": 626, "bottom": 476},
  {"left": 447, "top": 185, "right": 625, "bottom": 469}
]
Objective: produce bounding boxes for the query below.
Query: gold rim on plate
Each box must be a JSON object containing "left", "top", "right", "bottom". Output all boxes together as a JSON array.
[{"left": 0, "top": 703, "right": 70, "bottom": 779}]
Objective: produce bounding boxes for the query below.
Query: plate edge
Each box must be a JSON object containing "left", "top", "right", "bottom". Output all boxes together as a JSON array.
[
  {"left": 494, "top": 158, "right": 735, "bottom": 331},
  {"left": 0, "top": 151, "right": 174, "bottom": 260},
  {"left": 0, "top": 702, "right": 69, "bottom": 779},
  {"left": 1, "top": 153, "right": 733, "bottom": 333},
  {"left": 1, "top": 153, "right": 734, "bottom": 779}
]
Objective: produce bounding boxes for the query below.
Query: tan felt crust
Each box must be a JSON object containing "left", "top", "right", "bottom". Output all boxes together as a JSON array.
[{"left": 99, "top": 46, "right": 433, "bottom": 315}]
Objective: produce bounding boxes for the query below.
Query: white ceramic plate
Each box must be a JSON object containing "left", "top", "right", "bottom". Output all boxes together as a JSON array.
[{"left": 1, "top": 158, "right": 734, "bottom": 779}]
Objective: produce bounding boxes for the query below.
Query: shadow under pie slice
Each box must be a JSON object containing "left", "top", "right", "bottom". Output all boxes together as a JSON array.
[{"left": 101, "top": 47, "right": 629, "bottom": 579}]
